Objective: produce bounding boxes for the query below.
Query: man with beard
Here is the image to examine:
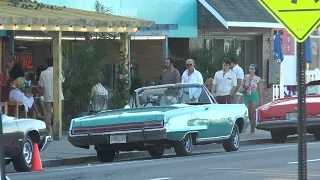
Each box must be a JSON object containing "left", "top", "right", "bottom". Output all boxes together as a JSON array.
[
  {"left": 159, "top": 58, "right": 180, "bottom": 105},
  {"left": 162, "top": 58, "right": 180, "bottom": 85}
]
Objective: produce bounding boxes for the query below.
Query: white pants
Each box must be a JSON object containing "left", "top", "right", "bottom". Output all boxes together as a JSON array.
[{"left": 9, "top": 89, "right": 34, "bottom": 112}]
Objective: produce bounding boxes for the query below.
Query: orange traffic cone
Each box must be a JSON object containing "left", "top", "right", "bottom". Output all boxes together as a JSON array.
[{"left": 31, "top": 143, "right": 44, "bottom": 171}]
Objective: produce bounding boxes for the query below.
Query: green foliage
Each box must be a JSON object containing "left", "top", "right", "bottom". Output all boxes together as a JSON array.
[
  {"left": 94, "top": 0, "right": 119, "bottom": 39},
  {"left": 107, "top": 55, "right": 130, "bottom": 110},
  {"left": 130, "top": 57, "right": 139, "bottom": 81},
  {"left": 172, "top": 46, "right": 239, "bottom": 81},
  {"left": 9, "top": 0, "right": 64, "bottom": 10},
  {"left": 62, "top": 40, "right": 109, "bottom": 112}
]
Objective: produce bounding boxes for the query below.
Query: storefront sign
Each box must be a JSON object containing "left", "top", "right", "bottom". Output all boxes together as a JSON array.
[
  {"left": 274, "top": 28, "right": 295, "bottom": 56},
  {"left": 37, "top": 0, "right": 197, "bottom": 38},
  {"left": 4, "top": 53, "right": 33, "bottom": 69}
]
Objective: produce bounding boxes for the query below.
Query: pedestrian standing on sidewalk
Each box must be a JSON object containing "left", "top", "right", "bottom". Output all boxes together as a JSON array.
[
  {"left": 162, "top": 58, "right": 180, "bottom": 85},
  {"left": 38, "top": 57, "right": 65, "bottom": 136},
  {"left": 242, "top": 64, "right": 262, "bottom": 135},
  {"left": 229, "top": 57, "right": 244, "bottom": 104},
  {"left": 211, "top": 58, "right": 237, "bottom": 104},
  {"left": 180, "top": 59, "right": 203, "bottom": 103}
]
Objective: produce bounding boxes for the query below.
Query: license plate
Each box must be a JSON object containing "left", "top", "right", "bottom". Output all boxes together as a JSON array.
[
  {"left": 286, "top": 112, "right": 298, "bottom": 120},
  {"left": 110, "top": 135, "right": 127, "bottom": 144}
]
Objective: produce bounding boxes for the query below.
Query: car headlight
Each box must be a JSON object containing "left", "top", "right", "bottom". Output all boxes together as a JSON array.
[{"left": 286, "top": 112, "right": 297, "bottom": 120}]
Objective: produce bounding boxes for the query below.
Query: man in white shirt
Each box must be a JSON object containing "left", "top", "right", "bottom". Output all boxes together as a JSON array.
[
  {"left": 38, "top": 58, "right": 64, "bottom": 136},
  {"left": 211, "top": 58, "right": 237, "bottom": 104},
  {"left": 180, "top": 59, "right": 203, "bottom": 103},
  {"left": 229, "top": 57, "right": 245, "bottom": 104}
]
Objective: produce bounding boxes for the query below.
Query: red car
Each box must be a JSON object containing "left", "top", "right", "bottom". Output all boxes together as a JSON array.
[{"left": 256, "top": 80, "right": 320, "bottom": 143}]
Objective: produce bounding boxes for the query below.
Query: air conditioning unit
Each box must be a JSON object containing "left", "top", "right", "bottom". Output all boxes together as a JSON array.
[{"left": 267, "top": 59, "right": 281, "bottom": 85}]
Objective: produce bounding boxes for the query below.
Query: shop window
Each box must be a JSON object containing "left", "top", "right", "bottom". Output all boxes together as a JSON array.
[{"left": 209, "top": 37, "right": 263, "bottom": 77}]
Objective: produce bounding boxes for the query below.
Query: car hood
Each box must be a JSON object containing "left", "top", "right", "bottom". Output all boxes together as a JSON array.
[{"left": 71, "top": 106, "right": 182, "bottom": 128}]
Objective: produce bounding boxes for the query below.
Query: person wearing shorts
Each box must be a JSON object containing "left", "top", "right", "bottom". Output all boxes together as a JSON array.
[{"left": 242, "top": 64, "right": 262, "bottom": 135}]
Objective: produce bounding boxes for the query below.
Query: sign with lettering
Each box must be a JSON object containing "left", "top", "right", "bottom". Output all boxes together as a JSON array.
[
  {"left": 4, "top": 53, "right": 34, "bottom": 69},
  {"left": 274, "top": 28, "right": 295, "bottom": 56},
  {"left": 258, "top": 0, "right": 320, "bottom": 42}
]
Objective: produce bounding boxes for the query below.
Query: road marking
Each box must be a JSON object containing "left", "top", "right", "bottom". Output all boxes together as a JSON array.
[
  {"left": 288, "top": 158, "right": 320, "bottom": 164},
  {"left": 210, "top": 168, "right": 320, "bottom": 177},
  {"left": 147, "top": 178, "right": 171, "bottom": 180},
  {"left": 239, "top": 141, "right": 320, "bottom": 153},
  {"left": 8, "top": 142, "right": 320, "bottom": 176}
]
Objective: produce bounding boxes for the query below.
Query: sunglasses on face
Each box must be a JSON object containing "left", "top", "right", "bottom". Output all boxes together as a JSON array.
[{"left": 186, "top": 64, "right": 193, "bottom": 66}]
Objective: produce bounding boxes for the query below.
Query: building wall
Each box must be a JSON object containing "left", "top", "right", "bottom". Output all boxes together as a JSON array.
[
  {"left": 168, "top": 38, "right": 189, "bottom": 58},
  {"left": 92, "top": 39, "right": 164, "bottom": 88},
  {"left": 188, "top": 27, "right": 275, "bottom": 104},
  {"left": 131, "top": 40, "right": 163, "bottom": 82},
  {"left": 261, "top": 29, "right": 274, "bottom": 105}
]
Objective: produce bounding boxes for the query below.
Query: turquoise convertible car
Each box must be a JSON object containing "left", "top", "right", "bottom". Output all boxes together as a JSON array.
[{"left": 68, "top": 83, "right": 249, "bottom": 162}]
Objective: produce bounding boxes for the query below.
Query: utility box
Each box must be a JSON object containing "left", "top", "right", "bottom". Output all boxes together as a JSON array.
[{"left": 268, "top": 59, "right": 281, "bottom": 85}]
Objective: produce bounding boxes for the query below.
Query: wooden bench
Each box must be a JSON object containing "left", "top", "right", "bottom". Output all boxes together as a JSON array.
[
  {"left": 1, "top": 102, "right": 8, "bottom": 115},
  {"left": 6, "top": 101, "right": 36, "bottom": 119}
]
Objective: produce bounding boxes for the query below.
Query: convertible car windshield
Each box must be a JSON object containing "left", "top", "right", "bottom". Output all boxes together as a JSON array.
[{"left": 135, "top": 84, "right": 213, "bottom": 107}]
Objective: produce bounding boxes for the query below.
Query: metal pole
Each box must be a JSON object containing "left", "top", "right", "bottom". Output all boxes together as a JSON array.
[
  {"left": 0, "top": 80, "right": 5, "bottom": 179},
  {"left": 297, "top": 42, "right": 307, "bottom": 180}
]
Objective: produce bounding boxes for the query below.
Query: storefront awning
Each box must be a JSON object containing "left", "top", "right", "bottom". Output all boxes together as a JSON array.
[{"left": 0, "top": 0, "right": 154, "bottom": 33}]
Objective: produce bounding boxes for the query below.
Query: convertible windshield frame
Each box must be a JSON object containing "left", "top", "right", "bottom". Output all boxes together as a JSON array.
[{"left": 133, "top": 83, "right": 216, "bottom": 108}]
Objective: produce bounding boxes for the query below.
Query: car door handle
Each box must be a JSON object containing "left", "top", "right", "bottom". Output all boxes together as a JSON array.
[{"left": 205, "top": 108, "right": 209, "bottom": 111}]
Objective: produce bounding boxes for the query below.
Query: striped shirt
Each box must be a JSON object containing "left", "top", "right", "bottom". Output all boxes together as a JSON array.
[{"left": 91, "top": 83, "right": 108, "bottom": 111}]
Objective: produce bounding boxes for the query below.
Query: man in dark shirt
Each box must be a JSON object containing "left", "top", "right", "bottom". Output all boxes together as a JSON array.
[
  {"left": 159, "top": 58, "right": 180, "bottom": 105},
  {"left": 162, "top": 58, "right": 180, "bottom": 84}
]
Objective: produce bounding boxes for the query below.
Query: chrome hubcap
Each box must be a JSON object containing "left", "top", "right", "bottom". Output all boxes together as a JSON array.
[
  {"left": 183, "top": 134, "right": 192, "bottom": 152},
  {"left": 232, "top": 126, "right": 240, "bottom": 148},
  {"left": 23, "top": 140, "right": 33, "bottom": 165}
]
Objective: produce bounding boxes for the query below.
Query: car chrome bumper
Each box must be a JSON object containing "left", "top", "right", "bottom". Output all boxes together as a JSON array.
[
  {"left": 256, "top": 118, "right": 320, "bottom": 131},
  {"left": 68, "top": 128, "right": 167, "bottom": 147},
  {"left": 39, "top": 136, "right": 52, "bottom": 151}
]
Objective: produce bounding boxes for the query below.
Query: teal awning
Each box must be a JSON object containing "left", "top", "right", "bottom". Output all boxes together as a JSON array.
[{"left": 0, "top": 30, "right": 6, "bottom": 37}]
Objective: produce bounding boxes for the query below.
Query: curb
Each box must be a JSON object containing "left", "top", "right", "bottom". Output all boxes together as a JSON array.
[{"left": 42, "top": 134, "right": 314, "bottom": 168}]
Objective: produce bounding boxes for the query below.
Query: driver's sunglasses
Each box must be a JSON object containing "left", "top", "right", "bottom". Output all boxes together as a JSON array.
[{"left": 186, "top": 64, "right": 193, "bottom": 66}]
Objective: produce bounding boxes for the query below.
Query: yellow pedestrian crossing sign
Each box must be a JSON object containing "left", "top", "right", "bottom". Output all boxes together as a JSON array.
[{"left": 258, "top": 0, "right": 320, "bottom": 42}]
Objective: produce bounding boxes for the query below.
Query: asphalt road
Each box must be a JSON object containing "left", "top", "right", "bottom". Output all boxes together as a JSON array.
[{"left": 7, "top": 141, "right": 320, "bottom": 180}]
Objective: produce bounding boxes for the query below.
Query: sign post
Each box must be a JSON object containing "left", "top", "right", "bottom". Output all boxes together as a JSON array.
[
  {"left": 258, "top": 0, "right": 320, "bottom": 179},
  {"left": 297, "top": 42, "right": 307, "bottom": 180}
]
